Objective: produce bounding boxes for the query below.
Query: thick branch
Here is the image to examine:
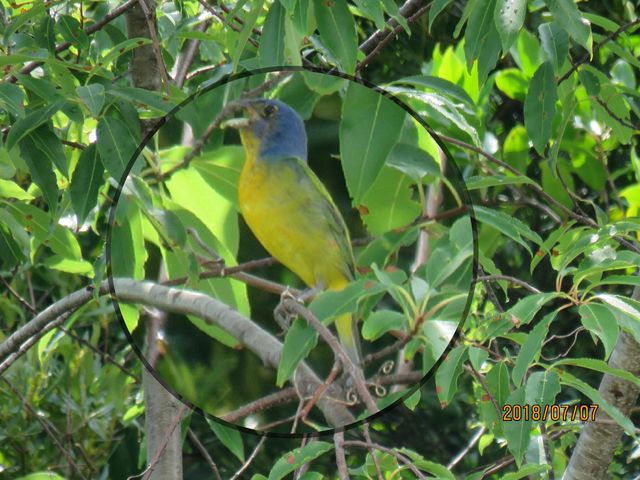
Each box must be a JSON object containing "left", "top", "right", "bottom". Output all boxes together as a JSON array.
[
  {"left": 564, "top": 289, "right": 640, "bottom": 479},
  {"left": 0, "top": 279, "right": 355, "bottom": 427}
]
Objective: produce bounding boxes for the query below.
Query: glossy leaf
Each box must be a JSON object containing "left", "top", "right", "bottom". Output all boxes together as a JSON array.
[
  {"left": 544, "top": 0, "right": 592, "bottom": 52},
  {"left": 435, "top": 345, "right": 468, "bottom": 407},
  {"left": 475, "top": 206, "right": 543, "bottom": 255},
  {"left": 207, "top": 418, "right": 245, "bottom": 462},
  {"left": 538, "top": 22, "right": 569, "bottom": 73},
  {"left": 268, "top": 441, "right": 333, "bottom": 480},
  {"left": 70, "top": 144, "right": 104, "bottom": 225},
  {"left": 76, "top": 84, "right": 106, "bottom": 117},
  {"left": 277, "top": 319, "right": 318, "bottom": 387},
  {"left": 362, "top": 309, "right": 407, "bottom": 340},
  {"left": 464, "top": 0, "right": 502, "bottom": 83},
  {"left": 524, "top": 62, "right": 557, "bottom": 154},
  {"left": 494, "top": 0, "right": 526, "bottom": 51},
  {"left": 259, "top": 1, "right": 287, "bottom": 67},
  {"left": 524, "top": 370, "right": 560, "bottom": 408},
  {"left": 97, "top": 116, "right": 140, "bottom": 181},
  {"left": 340, "top": 83, "right": 405, "bottom": 202},
  {"left": 314, "top": 0, "right": 358, "bottom": 73},
  {"left": 512, "top": 311, "right": 555, "bottom": 386},
  {"left": 502, "top": 386, "right": 531, "bottom": 466},
  {"left": 579, "top": 303, "right": 620, "bottom": 359}
]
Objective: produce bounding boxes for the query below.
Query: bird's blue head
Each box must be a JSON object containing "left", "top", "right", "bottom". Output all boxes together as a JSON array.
[{"left": 234, "top": 99, "right": 308, "bottom": 162}]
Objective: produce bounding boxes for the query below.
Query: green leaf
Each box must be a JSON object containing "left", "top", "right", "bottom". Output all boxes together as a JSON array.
[
  {"left": 108, "top": 87, "right": 177, "bottom": 114},
  {"left": 512, "top": 311, "right": 555, "bottom": 386},
  {"left": 495, "top": 68, "right": 529, "bottom": 101},
  {"left": 501, "top": 465, "right": 550, "bottom": 480},
  {"left": 429, "top": 0, "right": 454, "bottom": 31},
  {"left": 97, "top": 116, "right": 140, "bottom": 181},
  {"left": 362, "top": 309, "right": 407, "bottom": 340},
  {"left": 435, "top": 345, "right": 468, "bottom": 407},
  {"left": 559, "top": 370, "right": 637, "bottom": 437},
  {"left": 507, "top": 292, "right": 559, "bottom": 326},
  {"left": 5, "top": 202, "right": 81, "bottom": 260},
  {"left": 14, "top": 473, "right": 66, "bottom": 480},
  {"left": 553, "top": 358, "right": 640, "bottom": 388},
  {"left": 464, "top": 0, "right": 502, "bottom": 84},
  {"left": 468, "top": 347, "right": 489, "bottom": 371},
  {"left": 259, "top": 1, "right": 287, "bottom": 67},
  {"left": 310, "top": 279, "right": 384, "bottom": 321},
  {"left": 269, "top": 441, "right": 333, "bottom": 480},
  {"left": 76, "top": 84, "right": 105, "bottom": 117},
  {"left": 524, "top": 370, "right": 560, "bottom": 408},
  {"left": 43, "top": 255, "right": 94, "bottom": 277},
  {"left": 0, "top": 83, "right": 25, "bottom": 118},
  {"left": 595, "top": 294, "right": 640, "bottom": 323},
  {"left": 475, "top": 206, "right": 543, "bottom": 255},
  {"left": 494, "top": 0, "right": 526, "bottom": 51},
  {"left": 386, "top": 143, "right": 440, "bottom": 182},
  {"left": 403, "top": 389, "right": 421, "bottom": 410},
  {"left": 544, "top": 0, "right": 592, "bottom": 53},
  {"left": 0, "top": 220, "right": 25, "bottom": 268},
  {"left": 503, "top": 125, "right": 530, "bottom": 173},
  {"left": 18, "top": 127, "right": 62, "bottom": 211},
  {"left": 57, "top": 14, "right": 89, "bottom": 49},
  {"left": 466, "top": 175, "right": 535, "bottom": 190},
  {"left": 502, "top": 386, "right": 531, "bottom": 466},
  {"left": 6, "top": 100, "right": 64, "bottom": 151},
  {"left": 314, "top": 0, "right": 358, "bottom": 73},
  {"left": 277, "top": 319, "right": 318, "bottom": 387},
  {"left": 302, "top": 70, "right": 344, "bottom": 95},
  {"left": 0, "top": 179, "right": 33, "bottom": 201},
  {"left": 538, "top": 22, "right": 569, "bottom": 73},
  {"left": 230, "top": 0, "right": 263, "bottom": 71},
  {"left": 393, "top": 75, "right": 476, "bottom": 110},
  {"left": 359, "top": 166, "right": 421, "bottom": 235},
  {"left": 340, "top": 83, "right": 405, "bottom": 202},
  {"left": 70, "top": 144, "right": 104, "bottom": 225},
  {"left": 166, "top": 164, "right": 239, "bottom": 254},
  {"left": 207, "top": 418, "right": 245, "bottom": 462},
  {"left": 524, "top": 62, "right": 557, "bottom": 154},
  {"left": 579, "top": 303, "right": 620, "bottom": 359}
]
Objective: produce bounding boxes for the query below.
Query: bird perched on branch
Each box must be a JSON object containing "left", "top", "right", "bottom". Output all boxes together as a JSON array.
[{"left": 226, "top": 98, "right": 361, "bottom": 365}]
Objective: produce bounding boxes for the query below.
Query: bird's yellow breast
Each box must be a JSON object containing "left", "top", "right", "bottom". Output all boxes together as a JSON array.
[{"left": 238, "top": 153, "right": 349, "bottom": 290}]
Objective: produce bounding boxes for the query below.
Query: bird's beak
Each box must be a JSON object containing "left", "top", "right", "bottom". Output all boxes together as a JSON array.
[{"left": 220, "top": 99, "right": 258, "bottom": 130}]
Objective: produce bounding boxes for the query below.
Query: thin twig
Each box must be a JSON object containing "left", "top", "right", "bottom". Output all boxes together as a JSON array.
[
  {"left": 447, "top": 426, "right": 486, "bottom": 470},
  {"left": 230, "top": 436, "right": 267, "bottom": 480},
  {"left": 283, "top": 299, "right": 379, "bottom": 415},
  {"left": 222, "top": 388, "right": 298, "bottom": 423},
  {"left": 357, "top": 2, "right": 432, "bottom": 71},
  {"left": 464, "top": 364, "right": 501, "bottom": 417},
  {"left": 557, "top": 18, "right": 640, "bottom": 84},
  {"left": 343, "top": 441, "right": 427, "bottom": 479},
  {"left": 477, "top": 275, "right": 542, "bottom": 294},
  {"left": 187, "top": 428, "right": 222, "bottom": 480}
]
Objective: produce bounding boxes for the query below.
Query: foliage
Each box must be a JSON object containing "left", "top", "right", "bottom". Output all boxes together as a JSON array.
[{"left": 0, "top": 0, "right": 639, "bottom": 478}]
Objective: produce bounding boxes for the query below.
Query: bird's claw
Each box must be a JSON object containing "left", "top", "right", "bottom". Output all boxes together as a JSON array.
[{"left": 274, "top": 287, "right": 302, "bottom": 331}]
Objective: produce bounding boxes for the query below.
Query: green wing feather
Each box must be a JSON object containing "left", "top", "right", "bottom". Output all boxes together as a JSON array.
[{"left": 287, "top": 156, "right": 356, "bottom": 280}]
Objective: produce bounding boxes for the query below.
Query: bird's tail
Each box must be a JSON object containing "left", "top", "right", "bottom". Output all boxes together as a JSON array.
[{"left": 335, "top": 312, "right": 361, "bottom": 365}]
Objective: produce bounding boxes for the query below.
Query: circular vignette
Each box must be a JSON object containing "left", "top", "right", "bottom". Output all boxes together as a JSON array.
[{"left": 106, "top": 65, "right": 478, "bottom": 438}]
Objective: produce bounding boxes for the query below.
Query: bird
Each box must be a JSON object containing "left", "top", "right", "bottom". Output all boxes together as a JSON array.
[{"left": 227, "top": 97, "right": 361, "bottom": 365}]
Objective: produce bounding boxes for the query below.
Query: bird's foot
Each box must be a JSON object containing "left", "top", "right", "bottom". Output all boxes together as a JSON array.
[{"left": 274, "top": 287, "right": 303, "bottom": 331}]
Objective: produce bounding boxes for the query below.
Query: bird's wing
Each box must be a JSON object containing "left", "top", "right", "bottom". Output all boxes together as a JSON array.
[{"left": 288, "top": 156, "right": 356, "bottom": 281}]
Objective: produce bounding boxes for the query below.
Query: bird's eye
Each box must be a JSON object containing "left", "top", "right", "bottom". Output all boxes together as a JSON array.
[{"left": 263, "top": 104, "right": 277, "bottom": 117}]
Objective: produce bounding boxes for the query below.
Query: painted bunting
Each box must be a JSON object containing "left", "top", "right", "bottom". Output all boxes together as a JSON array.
[{"left": 227, "top": 98, "right": 361, "bottom": 364}]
